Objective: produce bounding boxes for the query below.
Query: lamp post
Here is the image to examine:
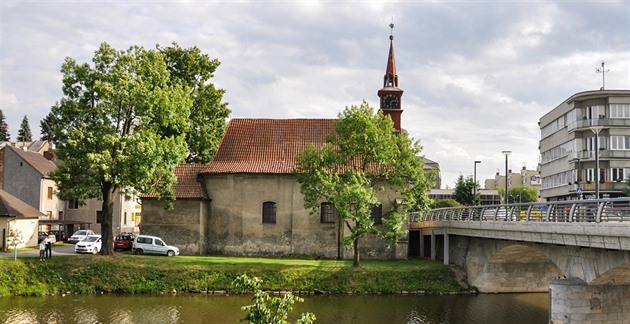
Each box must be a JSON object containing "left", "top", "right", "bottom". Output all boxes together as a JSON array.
[
  {"left": 501, "top": 151, "right": 512, "bottom": 204},
  {"left": 590, "top": 126, "right": 603, "bottom": 199},
  {"left": 474, "top": 161, "right": 481, "bottom": 204}
]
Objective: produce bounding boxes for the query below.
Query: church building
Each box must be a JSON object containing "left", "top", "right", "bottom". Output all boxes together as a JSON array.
[{"left": 140, "top": 26, "right": 440, "bottom": 258}]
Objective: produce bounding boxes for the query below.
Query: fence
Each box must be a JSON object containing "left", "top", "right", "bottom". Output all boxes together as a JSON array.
[{"left": 419, "top": 198, "right": 630, "bottom": 223}]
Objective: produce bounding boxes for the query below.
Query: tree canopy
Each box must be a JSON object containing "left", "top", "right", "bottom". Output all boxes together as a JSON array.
[
  {"left": 294, "top": 101, "right": 434, "bottom": 267},
  {"left": 39, "top": 114, "right": 54, "bottom": 141},
  {"left": 0, "top": 109, "right": 10, "bottom": 141},
  {"left": 158, "top": 43, "right": 230, "bottom": 163},
  {"left": 48, "top": 42, "right": 229, "bottom": 255},
  {"left": 452, "top": 175, "right": 480, "bottom": 206},
  {"left": 505, "top": 185, "right": 539, "bottom": 204},
  {"left": 16, "top": 115, "right": 32, "bottom": 142}
]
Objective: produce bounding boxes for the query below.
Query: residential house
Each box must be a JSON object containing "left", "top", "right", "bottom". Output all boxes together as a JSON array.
[
  {"left": 0, "top": 141, "right": 141, "bottom": 240},
  {"left": 0, "top": 189, "right": 42, "bottom": 250}
]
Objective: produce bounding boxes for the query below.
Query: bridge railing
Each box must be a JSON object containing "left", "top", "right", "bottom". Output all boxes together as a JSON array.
[{"left": 420, "top": 198, "right": 630, "bottom": 223}]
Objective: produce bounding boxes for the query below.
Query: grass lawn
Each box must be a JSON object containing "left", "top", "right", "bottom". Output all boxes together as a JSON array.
[{"left": 0, "top": 254, "right": 462, "bottom": 296}]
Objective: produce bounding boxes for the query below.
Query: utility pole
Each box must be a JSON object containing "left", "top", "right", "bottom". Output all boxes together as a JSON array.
[{"left": 596, "top": 62, "right": 610, "bottom": 90}]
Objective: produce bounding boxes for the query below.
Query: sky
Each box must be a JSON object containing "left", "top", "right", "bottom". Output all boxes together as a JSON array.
[{"left": 1, "top": 1, "right": 629, "bottom": 189}]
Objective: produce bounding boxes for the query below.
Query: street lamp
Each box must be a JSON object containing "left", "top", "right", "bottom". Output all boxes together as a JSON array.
[
  {"left": 501, "top": 151, "right": 512, "bottom": 204},
  {"left": 590, "top": 126, "right": 603, "bottom": 199},
  {"left": 474, "top": 161, "right": 481, "bottom": 204}
]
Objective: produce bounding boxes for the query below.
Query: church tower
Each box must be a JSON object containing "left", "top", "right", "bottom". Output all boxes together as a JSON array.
[{"left": 377, "top": 23, "right": 404, "bottom": 133}]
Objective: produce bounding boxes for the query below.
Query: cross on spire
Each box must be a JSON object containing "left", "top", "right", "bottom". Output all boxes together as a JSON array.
[{"left": 596, "top": 62, "right": 610, "bottom": 90}]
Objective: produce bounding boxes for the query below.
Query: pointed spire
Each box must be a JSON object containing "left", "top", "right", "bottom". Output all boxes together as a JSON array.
[{"left": 384, "top": 23, "right": 398, "bottom": 88}]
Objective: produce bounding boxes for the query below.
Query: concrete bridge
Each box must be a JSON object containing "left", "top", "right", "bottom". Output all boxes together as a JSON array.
[{"left": 411, "top": 198, "right": 630, "bottom": 323}]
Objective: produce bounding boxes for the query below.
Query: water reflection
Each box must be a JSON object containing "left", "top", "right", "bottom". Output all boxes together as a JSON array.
[{"left": 0, "top": 293, "right": 548, "bottom": 324}]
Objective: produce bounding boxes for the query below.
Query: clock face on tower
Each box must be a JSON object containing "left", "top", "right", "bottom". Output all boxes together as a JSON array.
[{"left": 382, "top": 94, "right": 400, "bottom": 109}]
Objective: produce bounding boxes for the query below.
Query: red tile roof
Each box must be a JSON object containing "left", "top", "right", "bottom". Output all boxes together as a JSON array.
[
  {"left": 201, "top": 119, "right": 336, "bottom": 174},
  {"left": 171, "top": 164, "right": 208, "bottom": 199},
  {"left": 140, "top": 164, "right": 208, "bottom": 199}
]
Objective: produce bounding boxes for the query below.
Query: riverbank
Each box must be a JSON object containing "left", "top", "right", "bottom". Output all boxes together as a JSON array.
[{"left": 0, "top": 254, "right": 463, "bottom": 296}]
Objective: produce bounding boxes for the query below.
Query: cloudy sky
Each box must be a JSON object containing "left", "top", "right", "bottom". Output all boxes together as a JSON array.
[{"left": 1, "top": 1, "right": 629, "bottom": 189}]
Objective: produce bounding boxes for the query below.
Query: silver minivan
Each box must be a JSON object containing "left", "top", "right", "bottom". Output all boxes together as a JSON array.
[{"left": 132, "top": 235, "right": 179, "bottom": 257}]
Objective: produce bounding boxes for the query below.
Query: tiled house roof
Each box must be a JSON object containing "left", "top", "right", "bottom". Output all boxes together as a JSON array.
[
  {"left": 5, "top": 145, "right": 57, "bottom": 177},
  {"left": 140, "top": 163, "right": 208, "bottom": 199},
  {"left": 0, "top": 188, "right": 44, "bottom": 218},
  {"left": 173, "top": 164, "right": 208, "bottom": 199},
  {"left": 201, "top": 118, "right": 336, "bottom": 174}
]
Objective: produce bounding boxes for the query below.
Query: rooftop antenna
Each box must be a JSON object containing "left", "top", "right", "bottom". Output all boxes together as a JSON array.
[{"left": 596, "top": 62, "right": 610, "bottom": 90}]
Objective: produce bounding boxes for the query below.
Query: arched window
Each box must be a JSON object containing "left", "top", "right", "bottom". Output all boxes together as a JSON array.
[
  {"left": 262, "top": 201, "right": 277, "bottom": 224},
  {"left": 320, "top": 202, "right": 336, "bottom": 223}
]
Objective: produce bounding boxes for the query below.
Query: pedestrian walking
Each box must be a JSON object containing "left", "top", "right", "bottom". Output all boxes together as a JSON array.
[
  {"left": 45, "top": 236, "right": 52, "bottom": 259},
  {"left": 39, "top": 239, "right": 46, "bottom": 261}
]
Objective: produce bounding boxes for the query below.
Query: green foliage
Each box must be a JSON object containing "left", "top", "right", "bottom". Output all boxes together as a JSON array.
[
  {"left": 16, "top": 115, "right": 32, "bottom": 142},
  {"left": 294, "top": 101, "right": 434, "bottom": 267},
  {"left": 452, "top": 175, "right": 480, "bottom": 206},
  {"left": 431, "top": 199, "right": 462, "bottom": 209},
  {"left": 39, "top": 114, "right": 54, "bottom": 141},
  {"left": 0, "top": 255, "right": 461, "bottom": 297},
  {"left": 7, "top": 229, "right": 22, "bottom": 249},
  {"left": 158, "top": 42, "right": 230, "bottom": 163},
  {"left": 507, "top": 185, "right": 539, "bottom": 203},
  {"left": 46, "top": 42, "right": 228, "bottom": 254},
  {"left": 233, "top": 274, "right": 316, "bottom": 324},
  {"left": 0, "top": 109, "right": 10, "bottom": 141}
]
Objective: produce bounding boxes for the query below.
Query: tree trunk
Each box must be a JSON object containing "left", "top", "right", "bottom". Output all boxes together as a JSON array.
[
  {"left": 352, "top": 237, "right": 360, "bottom": 267},
  {"left": 337, "top": 218, "right": 342, "bottom": 260},
  {"left": 100, "top": 182, "right": 116, "bottom": 255}
]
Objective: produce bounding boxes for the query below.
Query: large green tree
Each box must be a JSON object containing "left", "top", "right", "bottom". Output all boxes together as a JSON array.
[
  {"left": 0, "top": 109, "right": 10, "bottom": 141},
  {"left": 294, "top": 101, "right": 434, "bottom": 267},
  {"left": 158, "top": 43, "right": 230, "bottom": 163},
  {"left": 452, "top": 175, "right": 480, "bottom": 206},
  {"left": 16, "top": 115, "right": 32, "bottom": 142},
  {"left": 39, "top": 114, "right": 54, "bottom": 141},
  {"left": 48, "top": 42, "right": 228, "bottom": 255}
]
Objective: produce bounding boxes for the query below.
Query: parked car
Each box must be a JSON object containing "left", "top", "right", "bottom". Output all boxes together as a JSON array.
[
  {"left": 132, "top": 235, "right": 179, "bottom": 257},
  {"left": 114, "top": 233, "right": 135, "bottom": 251},
  {"left": 49, "top": 230, "right": 67, "bottom": 242},
  {"left": 68, "top": 229, "right": 95, "bottom": 244},
  {"left": 75, "top": 235, "right": 102, "bottom": 254},
  {"left": 38, "top": 231, "right": 56, "bottom": 243}
]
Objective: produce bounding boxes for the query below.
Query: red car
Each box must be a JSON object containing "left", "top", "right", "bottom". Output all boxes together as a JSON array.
[{"left": 114, "top": 233, "right": 135, "bottom": 251}]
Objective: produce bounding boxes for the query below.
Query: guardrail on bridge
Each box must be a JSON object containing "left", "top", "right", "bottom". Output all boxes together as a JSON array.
[{"left": 418, "top": 198, "right": 630, "bottom": 223}]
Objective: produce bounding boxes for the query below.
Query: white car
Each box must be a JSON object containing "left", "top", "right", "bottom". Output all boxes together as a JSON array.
[
  {"left": 75, "top": 235, "right": 102, "bottom": 254},
  {"left": 68, "top": 229, "right": 95, "bottom": 244},
  {"left": 132, "top": 235, "right": 179, "bottom": 256}
]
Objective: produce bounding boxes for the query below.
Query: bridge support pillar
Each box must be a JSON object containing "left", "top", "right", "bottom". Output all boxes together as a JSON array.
[
  {"left": 430, "top": 232, "right": 436, "bottom": 260},
  {"left": 550, "top": 278, "right": 630, "bottom": 323},
  {"left": 419, "top": 232, "right": 425, "bottom": 257},
  {"left": 443, "top": 232, "right": 449, "bottom": 265}
]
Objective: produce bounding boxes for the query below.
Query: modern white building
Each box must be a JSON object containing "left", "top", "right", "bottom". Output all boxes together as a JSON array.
[{"left": 539, "top": 90, "right": 630, "bottom": 200}]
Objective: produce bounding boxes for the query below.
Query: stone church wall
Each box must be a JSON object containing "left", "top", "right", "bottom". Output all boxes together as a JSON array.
[
  {"left": 140, "top": 199, "right": 208, "bottom": 255},
  {"left": 204, "top": 173, "right": 407, "bottom": 259}
]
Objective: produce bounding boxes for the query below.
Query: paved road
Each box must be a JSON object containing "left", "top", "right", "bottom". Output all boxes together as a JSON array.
[{"left": 0, "top": 243, "right": 78, "bottom": 258}]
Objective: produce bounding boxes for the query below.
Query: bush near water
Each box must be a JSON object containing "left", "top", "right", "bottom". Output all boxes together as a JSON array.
[{"left": 0, "top": 254, "right": 461, "bottom": 296}]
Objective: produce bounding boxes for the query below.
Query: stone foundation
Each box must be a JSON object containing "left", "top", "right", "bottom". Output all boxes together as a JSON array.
[{"left": 550, "top": 278, "right": 630, "bottom": 323}]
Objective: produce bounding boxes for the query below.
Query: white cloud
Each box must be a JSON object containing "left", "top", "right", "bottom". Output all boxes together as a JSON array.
[{"left": 1, "top": 0, "right": 628, "bottom": 188}]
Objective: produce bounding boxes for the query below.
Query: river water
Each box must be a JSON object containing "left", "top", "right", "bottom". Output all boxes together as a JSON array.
[{"left": 0, "top": 293, "right": 548, "bottom": 324}]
